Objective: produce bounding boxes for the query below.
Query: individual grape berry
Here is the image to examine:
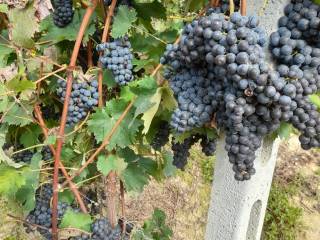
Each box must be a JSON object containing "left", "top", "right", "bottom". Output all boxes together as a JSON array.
[
  {"left": 52, "top": 0, "right": 74, "bottom": 28},
  {"left": 97, "top": 37, "right": 134, "bottom": 85}
]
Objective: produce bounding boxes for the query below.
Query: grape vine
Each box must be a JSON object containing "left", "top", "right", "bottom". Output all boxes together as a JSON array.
[{"left": 0, "top": 0, "right": 319, "bottom": 239}]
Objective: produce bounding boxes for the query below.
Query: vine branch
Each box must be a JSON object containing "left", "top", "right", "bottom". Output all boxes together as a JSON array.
[
  {"left": 52, "top": 1, "right": 98, "bottom": 239},
  {"left": 240, "top": 0, "right": 247, "bottom": 15}
]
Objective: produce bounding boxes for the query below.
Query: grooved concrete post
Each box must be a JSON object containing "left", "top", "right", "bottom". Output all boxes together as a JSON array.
[{"left": 205, "top": 1, "right": 289, "bottom": 239}]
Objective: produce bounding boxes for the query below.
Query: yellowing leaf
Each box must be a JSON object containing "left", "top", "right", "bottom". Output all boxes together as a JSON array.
[
  {"left": 141, "top": 88, "right": 162, "bottom": 134},
  {"left": 8, "top": 4, "right": 39, "bottom": 48},
  {"left": 159, "top": 85, "right": 177, "bottom": 111}
]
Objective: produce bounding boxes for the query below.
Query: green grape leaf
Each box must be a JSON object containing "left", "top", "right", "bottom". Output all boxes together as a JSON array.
[
  {"left": 0, "top": 125, "right": 23, "bottom": 168},
  {"left": 87, "top": 99, "right": 142, "bottom": 150},
  {"left": 0, "top": 165, "right": 27, "bottom": 197},
  {"left": 162, "top": 151, "right": 176, "bottom": 177},
  {"left": 0, "top": 44, "right": 15, "bottom": 67},
  {"left": 0, "top": 83, "right": 9, "bottom": 112},
  {"left": 59, "top": 190, "right": 75, "bottom": 204},
  {"left": 40, "top": 9, "right": 96, "bottom": 44},
  {"left": 8, "top": 4, "right": 39, "bottom": 48},
  {"left": 313, "top": 0, "right": 320, "bottom": 5},
  {"left": 60, "top": 209, "right": 92, "bottom": 232},
  {"left": 0, "top": 4, "right": 8, "bottom": 13},
  {"left": 278, "top": 122, "right": 292, "bottom": 139},
  {"left": 6, "top": 75, "right": 36, "bottom": 93},
  {"left": 130, "top": 76, "right": 157, "bottom": 118},
  {"left": 44, "top": 135, "right": 57, "bottom": 145},
  {"left": 121, "top": 163, "right": 149, "bottom": 192},
  {"left": 133, "top": 0, "right": 166, "bottom": 21},
  {"left": 16, "top": 152, "right": 42, "bottom": 213},
  {"left": 19, "top": 125, "right": 42, "bottom": 148},
  {"left": 130, "top": 33, "right": 165, "bottom": 62},
  {"left": 187, "top": 0, "right": 206, "bottom": 12},
  {"left": 97, "top": 154, "right": 127, "bottom": 176},
  {"left": 132, "top": 58, "right": 155, "bottom": 72},
  {"left": 111, "top": 5, "right": 137, "bottom": 38},
  {"left": 118, "top": 148, "right": 159, "bottom": 191},
  {"left": 309, "top": 94, "right": 320, "bottom": 109},
  {"left": 87, "top": 109, "right": 111, "bottom": 143},
  {"left": 134, "top": 209, "right": 172, "bottom": 239},
  {"left": 2, "top": 103, "right": 33, "bottom": 126}
]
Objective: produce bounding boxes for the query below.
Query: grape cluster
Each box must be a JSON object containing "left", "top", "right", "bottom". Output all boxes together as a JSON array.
[
  {"left": 268, "top": 0, "right": 320, "bottom": 151},
  {"left": 25, "top": 184, "right": 70, "bottom": 240},
  {"left": 151, "top": 121, "right": 170, "bottom": 150},
  {"left": 172, "top": 134, "right": 216, "bottom": 169},
  {"left": 200, "top": 136, "right": 217, "bottom": 156},
  {"left": 97, "top": 37, "right": 134, "bottom": 86},
  {"left": 52, "top": 0, "right": 74, "bottom": 28},
  {"left": 270, "top": 27, "right": 320, "bottom": 68},
  {"left": 41, "top": 146, "right": 53, "bottom": 161},
  {"left": 13, "top": 149, "right": 33, "bottom": 163},
  {"left": 161, "top": 12, "right": 271, "bottom": 179},
  {"left": 70, "top": 218, "right": 129, "bottom": 240},
  {"left": 41, "top": 104, "right": 60, "bottom": 120},
  {"left": 57, "top": 79, "right": 99, "bottom": 126},
  {"left": 2, "top": 144, "right": 33, "bottom": 163},
  {"left": 277, "top": 0, "right": 320, "bottom": 46},
  {"left": 161, "top": 8, "right": 320, "bottom": 180}
]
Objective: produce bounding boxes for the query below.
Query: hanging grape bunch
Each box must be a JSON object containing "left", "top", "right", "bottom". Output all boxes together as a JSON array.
[
  {"left": 172, "top": 134, "right": 217, "bottom": 170},
  {"left": 161, "top": 0, "right": 320, "bottom": 181},
  {"left": 52, "top": 0, "right": 74, "bottom": 28},
  {"left": 70, "top": 218, "right": 129, "bottom": 240},
  {"left": 2, "top": 144, "right": 34, "bottom": 163},
  {"left": 97, "top": 37, "right": 134, "bottom": 86},
  {"left": 56, "top": 78, "right": 99, "bottom": 126},
  {"left": 25, "top": 184, "right": 71, "bottom": 240}
]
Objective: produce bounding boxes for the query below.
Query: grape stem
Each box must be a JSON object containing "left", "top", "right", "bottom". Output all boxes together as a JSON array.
[
  {"left": 240, "top": 0, "right": 247, "bottom": 15},
  {"left": 87, "top": 39, "right": 93, "bottom": 68},
  {"left": 52, "top": 1, "right": 98, "bottom": 239},
  {"left": 211, "top": 0, "right": 220, "bottom": 7},
  {"left": 34, "top": 65, "right": 67, "bottom": 84}
]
